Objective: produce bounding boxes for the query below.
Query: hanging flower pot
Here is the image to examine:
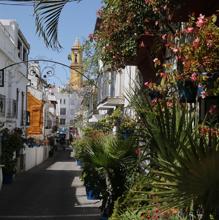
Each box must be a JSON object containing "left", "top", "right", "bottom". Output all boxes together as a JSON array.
[{"left": 178, "top": 79, "right": 198, "bottom": 103}]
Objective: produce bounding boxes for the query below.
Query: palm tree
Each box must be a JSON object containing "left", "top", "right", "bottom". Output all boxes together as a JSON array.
[
  {"left": 75, "top": 132, "right": 138, "bottom": 217},
  {"left": 129, "top": 88, "right": 219, "bottom": 219},
  {"left": 8, "top": 0, "right": 80, "bottom": 49}
]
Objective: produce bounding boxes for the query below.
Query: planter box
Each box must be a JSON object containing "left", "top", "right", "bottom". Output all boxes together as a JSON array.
[
  {"left": 76, "top": 160, "right": 82, "bottom": 166},
  {"left": 85, "top": 186, "right": 100, "bottom": 200},
  {"left": 3, "top": 173, "right": 14, "bottom": 184},
  {"left": 0, "top": 165, "right": 4, "bottom": 190}
]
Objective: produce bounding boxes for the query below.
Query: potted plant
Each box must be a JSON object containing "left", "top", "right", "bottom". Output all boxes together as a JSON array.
[{"left": 1, "top": 128, "right": 24, "bottom": 184}]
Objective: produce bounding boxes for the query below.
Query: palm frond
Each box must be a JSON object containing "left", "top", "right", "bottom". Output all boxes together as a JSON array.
[{"left": 34, "top": 0, "right": 80, "bottom": 49}]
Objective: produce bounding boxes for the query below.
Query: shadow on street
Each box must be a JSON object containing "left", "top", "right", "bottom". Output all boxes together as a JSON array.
[{"left": 0, "top": 149, "right": 101, "bottom": 219}]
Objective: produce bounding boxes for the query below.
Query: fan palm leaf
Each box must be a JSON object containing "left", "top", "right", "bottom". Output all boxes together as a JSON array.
[{"left": 9, "top": 0, "right": 80, "bottom": 48}]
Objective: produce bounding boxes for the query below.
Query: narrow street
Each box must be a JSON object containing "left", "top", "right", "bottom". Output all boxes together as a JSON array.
[{"left": 0, "top": 149, "right": 101, "bottom": 220}]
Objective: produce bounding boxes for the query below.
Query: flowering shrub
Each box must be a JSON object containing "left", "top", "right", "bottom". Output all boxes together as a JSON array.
[
  {"left": 165, "top": 14, "right": 219, "bottom": 96},
  {"left": 93, "top": 0, "right": 163, "bottom": 69}
]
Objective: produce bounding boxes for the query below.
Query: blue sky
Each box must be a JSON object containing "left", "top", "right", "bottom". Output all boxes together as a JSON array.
[{"left": 0, "top": 0, "right": 102, "bottom": 85}]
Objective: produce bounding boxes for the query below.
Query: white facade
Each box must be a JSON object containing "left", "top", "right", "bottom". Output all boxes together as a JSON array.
[
  {"left": 0, "top": 20, "right": 30, "bottom": 132},
  {"left": 54, "top": 87, "right": 82, "bottom": 129},
  {"left": 44, "top": 88, "right": 57, "bottom": 136},
  {"left": 87, "top": 65, "right": 139, "bottom": 123},
  {"left": 95, "top": 65, "right": 139, "bottom": 110}
]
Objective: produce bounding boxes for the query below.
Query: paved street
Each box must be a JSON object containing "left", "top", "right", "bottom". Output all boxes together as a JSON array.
[{"left": 0, "top": 149, "right": 101, "bottom": 220}]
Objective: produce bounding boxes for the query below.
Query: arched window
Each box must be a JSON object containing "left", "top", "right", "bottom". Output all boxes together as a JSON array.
[{"left": 74, "top": 53, "right": 78, "bottom": 64}]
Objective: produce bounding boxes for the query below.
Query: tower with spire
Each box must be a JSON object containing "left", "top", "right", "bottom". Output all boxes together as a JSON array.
[{"left": 69, "top": 39, "right": 83, "bottom": 90}]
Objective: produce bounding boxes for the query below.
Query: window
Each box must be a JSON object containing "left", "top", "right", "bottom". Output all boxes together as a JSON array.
[
  {"left": 71, "top": 99, "right": 74, "bottom": 105},
  {"left": 18, "top": 40, "right": 22, "bottom": 59},
  {"left": 26, "top": 111, "right": 30, "bottom": 126},
  {"left": 16, "top": 88, "right": 19, "bottom": 118},
  {"left": 0, "top": 94, "right": 5, "bottom": 116},
  {"left": 60, "top": 108, "right": 66, "bottom": 115},
  {"left": 23, "top": 47, "right": 27, "bottom": 61},
  {"left": 21, "top": 92, "right": 24, "bottom": 126},
  {"left": 60, "top": 99, "right": 62, "bottom": 104},
  {"left": 70, "top": 109, "right": 74, "bottom": 115},
  {"left": 13, "top": 100, "right": 17, "bottom": 118},
  {"left": 60, "top": 119, "right": 66, "bottom": 125},
  {"left": 74, "top": 53, "right": 78, "bottom": 63},
  {"left": 63, "top": 99, "right": 66, "bottom": 104}
]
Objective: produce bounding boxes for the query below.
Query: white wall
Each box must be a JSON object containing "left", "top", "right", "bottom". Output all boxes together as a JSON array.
[
  {"left": 0, "top": 20, "right": 29, "bottom": 131},
  {"left": 24, "top": 145, "right": 49, "bottom": 171},
  {"left": 55, "top": 88, "right": 82, "bottom": 128}
]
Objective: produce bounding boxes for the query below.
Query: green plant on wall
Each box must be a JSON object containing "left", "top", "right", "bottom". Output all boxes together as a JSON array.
[
  {"left": 126, "top": 86, "right": 219, "bottom": 219},
  {"left": 1, "top": 128, "right": 24, "bottom": 175}
]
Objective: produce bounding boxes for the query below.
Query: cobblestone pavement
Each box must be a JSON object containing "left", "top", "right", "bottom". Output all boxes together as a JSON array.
[{"left": 0, "top": 149, "right": 101, "bottom": 220}]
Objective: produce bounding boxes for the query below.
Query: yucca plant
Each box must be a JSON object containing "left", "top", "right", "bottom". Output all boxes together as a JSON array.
[{"left": 128, "top": 86, "right": 219, "bottom": 219}]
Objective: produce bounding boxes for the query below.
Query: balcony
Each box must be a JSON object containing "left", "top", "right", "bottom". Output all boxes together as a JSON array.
[
  {"left": 97, "top": 96, "right": 124, "bottom": 110},
  {"left": 97, "top": 70, "right": 125, "bottom": 110}
]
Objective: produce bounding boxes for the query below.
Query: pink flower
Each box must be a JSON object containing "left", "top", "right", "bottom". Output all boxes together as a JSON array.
[
  {"left": 160, "top": 72, "right": 166, "bottom": 78},
  {"left": 207, "top": 40, "right": 213, "bottom": 48},
  {"left": 144, "top": 81, "right": 149, "bottom": 87},
  {"left": 190, "top": 73, "right": 197, "bottom": 81},
  {"left": 196, "top": 14, "right": 206, "bottom": 28},
  {"left": 192, "top": 37, "right": 200, "bottom": 48},
  {"left": 166, "top": 100, "right": 173, "bottom": 108},
  {"left": 186, "top": 27, "right": 194, "bottom": 33},
  {"left": 151, "top": 98, "right": 158, "bottom": 106},
  {"left": 171, "top": 47, "right": 178, "bottom": 53},
  {"left": 201, "top": 91, "right": 207, "bottom": 99},
  {"left": 208, "top": 105, "right": 218, "bottom": 115},
  {"left": 153, "top": 58, "right": 161, "bottom": 65},
  {"left": 161, "top": 34, "right": 167, "bottom": 40},
  {"left": 163, "top": 5, "right": 167, "bottom": 10}
]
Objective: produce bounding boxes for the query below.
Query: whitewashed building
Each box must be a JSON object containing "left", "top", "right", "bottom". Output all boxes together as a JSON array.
[
  {"left": 0, "top": 19, "right": 30, "bottom": 188},
  {"left": 0, "top": 20, "right": 30, "bottom": 131},
  {"left": 54, "top": 87, "right": 82, "bottom": 130},
  {"left": 87, "top": 62, "right": 139, "bottom": 123}
]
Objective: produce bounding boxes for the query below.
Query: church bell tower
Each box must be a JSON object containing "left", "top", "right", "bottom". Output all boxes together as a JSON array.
[{"left": 70, "top": 39, "right": 83, "bottom": 90}]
